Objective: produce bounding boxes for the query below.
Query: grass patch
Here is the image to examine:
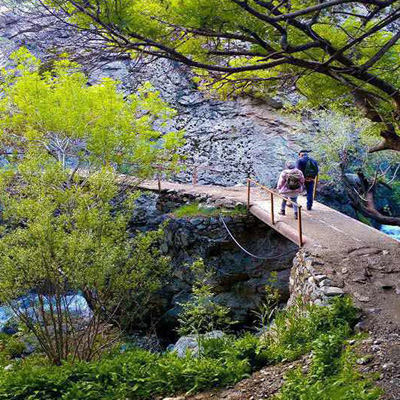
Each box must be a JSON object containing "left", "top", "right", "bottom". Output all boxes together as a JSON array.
[
  {"left": 0, "top": 298, "right": 381, "bottom": 400},
  {"left": 172, "top": 201, "right": 246, "bottom": 218}
]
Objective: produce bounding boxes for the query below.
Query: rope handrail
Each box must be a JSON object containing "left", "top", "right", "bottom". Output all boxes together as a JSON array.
[{"left": 219, "top": 214, "right": 299, "bottom": 259}]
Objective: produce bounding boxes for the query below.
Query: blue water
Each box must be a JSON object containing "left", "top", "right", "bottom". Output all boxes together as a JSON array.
[
  {"left": 380, "top": 225, "right": 400, "bottom": 241},
  {"left": 0, "top": 293, "right": 91, "bottom": 331}
]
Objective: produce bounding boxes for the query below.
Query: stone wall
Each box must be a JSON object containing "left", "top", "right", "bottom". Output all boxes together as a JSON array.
[
  {"left": 288, "top": 250, "right": 345, "bottom": 307},
  {"left": 129, "top": 190, "right": 298, "bottom": 335}
]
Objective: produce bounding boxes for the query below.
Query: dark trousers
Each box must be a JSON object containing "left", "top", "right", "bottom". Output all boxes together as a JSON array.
[
  {"left": 305, "top": 180, "right": 314, "bottom": 210},
  {"left": 281, "top": 196, "right": 298, "bottom": 214}
]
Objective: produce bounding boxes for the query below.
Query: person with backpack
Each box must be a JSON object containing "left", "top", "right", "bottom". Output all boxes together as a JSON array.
[
  {"left": 277, "top": 160, "right": 305, "bottom": 220},
  {"left": 296, "top": 150, "right": 319, "bottom": 211}
]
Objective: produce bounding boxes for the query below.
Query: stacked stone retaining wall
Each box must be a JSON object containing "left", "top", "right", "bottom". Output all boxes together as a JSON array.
[{"left": 288, "top": 250, "right": 345, "bottom": 306}]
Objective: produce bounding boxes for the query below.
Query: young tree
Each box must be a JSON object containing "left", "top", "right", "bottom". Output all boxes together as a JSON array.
[
  {"left": 177, "top": 259, "right": 235, "bottom": 336},
  {"left": 0, "top": 47, "right": 184, "bottom": 177},
  {"left": 0, "top": 49, "right": 181, "bottom": 364},
  {"left": 39, "top": 0, "right": 400, "bottom": 153},
  {"left": 0, "top": 157, "right": 170, "bottom": 364},
  {"left": 303, "top": 110, "right": 400, "bottom": 225}
]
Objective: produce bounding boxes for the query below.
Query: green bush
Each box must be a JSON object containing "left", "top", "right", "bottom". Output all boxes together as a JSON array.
[
  {"left": 177, "top": 259, "right": 236, "bottom": 336},
  {"left": 0, "top": 334, "right": 30, "bottom": 363},
  {"left": 0, "top": 346, "right": 250, "bottom": 400},
  {"left": 260, "top": 297, "right": 358, "bottom": 362},
  {"left": 272, "top": 299, "right": 380, "bottom": 400},
  {"left": 173, "top": 202, "right": 246, "bottom": 218},
  {"left": 276, "top": 344, "right": 382, "bottom": 400}
]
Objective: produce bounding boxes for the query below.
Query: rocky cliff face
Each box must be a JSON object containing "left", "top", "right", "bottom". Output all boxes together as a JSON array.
[{"left": 130, "top": 191, "right": 297, "bottom": 336}]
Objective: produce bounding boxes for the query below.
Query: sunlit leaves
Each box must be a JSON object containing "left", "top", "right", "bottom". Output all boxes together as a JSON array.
[{"left": 0, "top": 48, "right": 184, "bottom": 175}]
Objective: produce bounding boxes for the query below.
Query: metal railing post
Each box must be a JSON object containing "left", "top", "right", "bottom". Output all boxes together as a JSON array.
[
  {"left": 157, "top": 173, "right": 161, "bottom": 193},
  {"left": 313, "top": 175, "right": 319, "bottom": 200},
  {"left": 270, "top": 192, "right": 275, "bottom": 225},
  {"left": 247, "top": 179, "right": 251, "bottom": 212},
  {"left": 298, "top": 206, "right": 303, "bottom": 247},
  {"left": 193, "top": 166, "right": 198, "bottom": 186}
]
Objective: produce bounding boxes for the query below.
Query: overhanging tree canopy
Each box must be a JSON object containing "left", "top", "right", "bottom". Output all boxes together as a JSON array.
[{"left": 40, "top": 0, "right": 400, "bottom": 153}]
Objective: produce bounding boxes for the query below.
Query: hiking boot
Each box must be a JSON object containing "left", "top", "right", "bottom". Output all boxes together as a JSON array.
[
  {"left": 294, "top": 213, "right": 298, "bottom": 220},
  {"left": 307, "top": 206, "right": 312, "bottom": 211},
  {"left": 278, "top": 210, "right": 285, "bottom": 216}
]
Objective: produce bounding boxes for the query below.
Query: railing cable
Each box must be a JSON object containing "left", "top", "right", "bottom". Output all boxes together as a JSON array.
[{"left": 219, "top": 214, "right": 299, "bottom": 260}]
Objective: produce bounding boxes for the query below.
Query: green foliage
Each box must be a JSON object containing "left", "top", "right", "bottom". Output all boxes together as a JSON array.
[
  {"left": 0, "top": 297, "right": 379, "bottom": 399},
  {"left": 356, "top": 212, "right": 374, "bottom": 227},
  {"left": 172, "top": 202, "right": 246, "bottom": 218},
  {"left": 271, "top": 299, "right": 379, "bottom": 400},
  {"left": 0, "top": 48, "right": 186, "bottom": 364},
  {"left": 0, "top": 157, "right": 170, "bottom": 363},
  {"left": 275, "top": 340, "right": 382, "bottom": 400},
  {"left": 260, "top": 296, "right": 358, "bottom": 363},
  {"left": 177, "top": 259, "right": 235, "bottom": 336},
  {"left": 252, "top": 271, "right": 281, "bottom": 334},
  {"left": 0, "top": 343, "right": 251, "bottom": 399},
  {"left": 301, "top": 109, "right": 400, "bottom": 215},
  {"left": 44, "top": 0, "right": 400, "bottom": 150},
  {"left": 301, "top": 110, "right": 373, "bottom": 183},
  {"left": 0, "top": 334, "right": 27, "bottom": 363},
  {"left": 0, "top": 48, "right": 184, "bottom": 174}
]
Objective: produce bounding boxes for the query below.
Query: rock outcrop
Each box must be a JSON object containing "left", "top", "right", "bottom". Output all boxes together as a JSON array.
[{"left": 130, "top": 191, "right": 297, "bottom": 334}]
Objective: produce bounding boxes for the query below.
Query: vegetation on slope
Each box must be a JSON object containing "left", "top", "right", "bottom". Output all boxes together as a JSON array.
[
  {"left": 0, "top": 50, "right": 182, "bottom": 364},
  {"left": 0, "top": 298, "right": 381, "bottom": 399}
]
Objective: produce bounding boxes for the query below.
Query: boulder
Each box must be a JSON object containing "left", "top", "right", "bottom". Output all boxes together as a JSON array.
[{"left": 171, "top": 330, "right": 225, "bottom": 358}]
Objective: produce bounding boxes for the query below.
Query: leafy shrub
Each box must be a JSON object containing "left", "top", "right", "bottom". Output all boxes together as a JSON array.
[
  {"left": 177, "top": 259, "right": 236, "bottom": 336},
  {"left": 0, "top": 297, "right": 372, "bottom": 400},
  {"left": 0, "top": 346, "right": 250, "bottom": 399},
  {"left": 271, "top": 299, "right": 380, "bottom": 400},
  {"left": 201, "top": 333, "right": 266, "bottom": 370},
  {"left": 173, "top": 202, "right": 246, "bottom": 218},
  {"left": 276, "top": 344, "right": 382, "bottom": 400},
  {"left": 0, "top": 334, "right": 31, "bottom": 362},
  {"left": 260, "top": 297, "right": 358, "bottom": 362}
]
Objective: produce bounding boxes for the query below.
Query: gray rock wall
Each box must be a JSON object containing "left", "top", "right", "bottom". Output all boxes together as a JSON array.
[
  {"left": 0, "top": 7, "right": 306, "bottom": 188},
  {"left": 130, "top": 190, "right": 298, "bottom": 332},
  {"left": 288, "top": 250, "right": 345, "bottom": 307}
]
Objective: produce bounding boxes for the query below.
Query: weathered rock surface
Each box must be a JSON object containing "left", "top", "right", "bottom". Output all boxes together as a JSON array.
[
  {"left": 171, "top": 331, "right": 224, "bottom": 358},
  {"left": 130, "top": 191, "right": 297, "bottom": 334},
  {"left": 0, "top": 7, "right": 305, "bottom": 189}
]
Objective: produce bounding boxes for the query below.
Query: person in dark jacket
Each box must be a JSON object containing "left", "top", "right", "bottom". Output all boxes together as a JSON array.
[{"left": 296, "top": 150, "right": 319, "bottom": 211}]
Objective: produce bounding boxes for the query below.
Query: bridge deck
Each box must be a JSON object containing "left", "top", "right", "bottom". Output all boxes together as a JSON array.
[{"left": 134, "top": 179, "right": 399, "bottom": 253}]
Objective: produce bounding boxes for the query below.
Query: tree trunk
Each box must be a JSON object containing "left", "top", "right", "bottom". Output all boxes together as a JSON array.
[
  {"left": 353, "top": 91, "right": 400, "bottom": 153},
  {"left": 369, "top": 129, "right": 400, "bottom": 153},
  {"left": 342, "top": 171, "right": 400, "bottom": 227}
]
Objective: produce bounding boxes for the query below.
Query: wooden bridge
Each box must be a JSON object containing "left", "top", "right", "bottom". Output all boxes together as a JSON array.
[{"left": 132, "top": 177, "right": 399, "bottom": 254}]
